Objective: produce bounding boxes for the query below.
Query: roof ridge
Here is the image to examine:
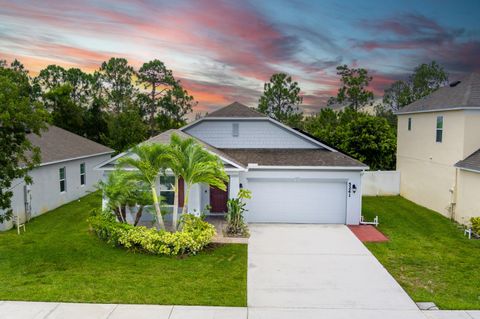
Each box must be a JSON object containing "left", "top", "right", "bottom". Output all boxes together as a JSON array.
[{"left": 206, "top": 101, "right": 267, "bottom": 118}]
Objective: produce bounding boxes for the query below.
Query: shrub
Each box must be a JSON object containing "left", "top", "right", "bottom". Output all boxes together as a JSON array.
[
  {"left": 226, "top": 189, "right": 251, "bottom": 237},
  {"left": 88, "top": 210, "right": 216, "bottom": 256},
  {"left": 471, "top": 217, "right": 480, "bottom": 235}
]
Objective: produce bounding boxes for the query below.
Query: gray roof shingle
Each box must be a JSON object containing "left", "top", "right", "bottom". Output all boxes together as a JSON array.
[
  {"left": 28, "top": 125, "right": 113, "bottom": 165},
  {"left": 206, "top": 102, "right": 267, "bottom": 118},
  {"left": 455, "top": 148, "right": 480, "bottom": 172},
  {"left": 145, "top": 129, "right": 245, "bottom": 168},
  {"left": 219, "top": 148, "right": 367, "bottom": 168},
  {"left": 397, "top": 73, "right": 480, "bottom": 114}
]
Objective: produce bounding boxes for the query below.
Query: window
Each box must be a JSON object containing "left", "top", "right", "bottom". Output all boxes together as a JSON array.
[
  {"left": 408, "top": 117, "right": 412, "bottom": 131},
  {"left": 160, "top": 175, "right": 175, "bottom": 206},
  {"left": 436, "top": 116, "right": 443, "bottom": 143},
  {"left": 80, "top": 163, "right": 86, "bottom": 186},
  {"left": 232, "top": 123, "right": 239, "bottom": 137},
  {"left": 59, "top": 167, "right": 66, "bottom": 192}
]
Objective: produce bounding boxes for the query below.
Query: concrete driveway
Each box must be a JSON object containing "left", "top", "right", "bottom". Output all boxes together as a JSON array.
[{"left": 248, "top": 224, "right": 426, "bottom": 318}]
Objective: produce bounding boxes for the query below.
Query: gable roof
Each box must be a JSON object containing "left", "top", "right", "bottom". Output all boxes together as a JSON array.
[
  {"left": 398, "top": 73, "right": 480, "bottom": 114},
  {"left": 28, "top": 125, "right": 113, "bottom": 165},
  {"left": 219, "top": 148, "right": 367, "bottom": 168},
  {"left": 206, "top": 102, "right": 267, "bottom": 118},
  {"left": 96, "top": 129, "right": 246, "bottom": 171},
  {"left": 146, "top": 129, "right": 245, "bottom": 169},
  {"left": 455, "top": 148, "right": 480, "bottom": 173}
]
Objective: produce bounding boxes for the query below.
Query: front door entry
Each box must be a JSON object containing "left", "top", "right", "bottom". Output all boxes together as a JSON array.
[{"left": 210, "top": 184, "right": 229, "bottom": 213}]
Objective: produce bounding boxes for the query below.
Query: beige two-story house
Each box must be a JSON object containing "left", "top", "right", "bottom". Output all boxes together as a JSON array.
[{"left": 396, "top": 73, "right": 480, "bottom": 224}]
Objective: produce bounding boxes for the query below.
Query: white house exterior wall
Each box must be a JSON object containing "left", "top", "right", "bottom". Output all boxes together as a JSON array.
[
  {"left": 239, "top": 169, "right": 362, "bottom": 225},
  {"left": 455, "top": 169, "right": 480, "bottom": 224},
  {"left": 184, "top": 119, "right": 319, "bottom": 149},
  {"left": 1, "top": 154, "right": 111, "bottom": 230}
]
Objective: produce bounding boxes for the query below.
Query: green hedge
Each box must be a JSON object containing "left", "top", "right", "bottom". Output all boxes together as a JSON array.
[{"left": 88, "top": 210, "right": 217, "bottom": 256}]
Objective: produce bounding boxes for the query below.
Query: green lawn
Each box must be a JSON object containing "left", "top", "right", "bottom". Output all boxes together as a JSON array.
[
  {"left": 363, "top": 196, "right": 480, "bottom": 310},
  {"left": 0, "top": 192, "right": 247, "bottom": 306}
]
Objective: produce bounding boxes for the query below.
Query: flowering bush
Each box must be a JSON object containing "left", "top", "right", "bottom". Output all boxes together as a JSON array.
[{"left": 88, "top": 210, "right": 216, "bottom": 256}]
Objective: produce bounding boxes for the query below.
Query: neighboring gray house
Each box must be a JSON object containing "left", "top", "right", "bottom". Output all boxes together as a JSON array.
[
  {"left": 0, "top": 125, "right": 113, "bottom": 231},
  {"left": 97, "top": 102, "right": 367, "bottom": 225}
]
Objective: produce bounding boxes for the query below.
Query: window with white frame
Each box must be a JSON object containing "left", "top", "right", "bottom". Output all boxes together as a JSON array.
[
  {"left": 436, "top": 116, "right": 443, "bottom": 143},
  {"left": 160, "top": 175, "right": 175, "bottom": 207},
  {"left": 80, "top": 163, "right": 86, "bottom": 186},
  {"left": 59, "top": 167, "right": 66, "bottom": 192}
]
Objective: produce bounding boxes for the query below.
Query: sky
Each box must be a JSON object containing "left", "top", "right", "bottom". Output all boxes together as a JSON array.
[{"left": 1, "top": 0, "right": 480, "bottom": 114}]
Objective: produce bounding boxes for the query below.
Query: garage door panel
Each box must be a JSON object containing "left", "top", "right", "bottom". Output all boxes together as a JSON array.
[{"left": 246, "top": 179, "right": 347, "bottom": 224}]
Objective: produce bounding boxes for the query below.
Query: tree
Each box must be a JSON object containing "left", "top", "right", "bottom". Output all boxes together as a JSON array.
[
  {"left": 328, "top": 65, "right": 374, "bottom": 111},
  {"left": 137, "top": 60, "right": 175, "bottom": 134},
  {"left": 103, "top": 105, "right": 148, "bottom": 152},
  {"left": 258, "top": 73, "right": 303, "bottom": 126},
  {"left": 157, "top": 84, "right": 195, "bottom": 131},
  {"left": 167, "top": 134, "right": 228, "bottom": 217},
  {"left": 118, "top": 144, "right": 170, "bottom": 230},
  {"left": 83, "top": 97, "right": 109, "bottom": 143},
  {"left": 97, "top": 170, "right": 132, "bottom": 223},
  {"left": 43, "top": 84, "right": 85, "bottom": 136},
  {"left": 35, "top": 65, "right": 93, "bottom": 108},
  {"left": 383, "top": 61, "right": 448, "bottom": 111},
  {"left": 303, "top": 108, "right": 396, "bottom": 170},
  {"left": 340, "top": 113, "right": 397, "bottom": 170},
  {"left": 382, "top": 80, "right": 412, "bottom": 112},
  {"left": 97, "top": 58, "right": 136, "bottom": 113},
  {"left": 97, "top": 169, "right": 152, "bottom": 225},
  {"left": 0, "top": 62, "right": 49, "bottom": 222}
]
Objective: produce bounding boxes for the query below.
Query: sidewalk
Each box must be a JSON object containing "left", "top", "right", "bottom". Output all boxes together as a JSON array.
[
  {"left": 3, "top": 301, "right": 480, "bottom": 319},
  {"left": 0, "top": 302, "right": 247, "bottom": 319}
]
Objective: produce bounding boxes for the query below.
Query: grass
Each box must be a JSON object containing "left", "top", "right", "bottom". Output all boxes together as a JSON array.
[
  {"left": 363, "top": 196, "right": 480, "bottom": 310},
  {"left": 0, "top": 192, "right": 247, "bottom": 306}
]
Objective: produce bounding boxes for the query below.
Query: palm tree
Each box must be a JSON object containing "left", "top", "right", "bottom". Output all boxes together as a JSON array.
[
  {"left": 97, "top": 169, "right": 133, "bottom": 223},
  {"left": 166, "top": 134, "right": 228, "bottom": 230},
  {"left": 118, "top": 143, "right": 169, "bottom": 230}
]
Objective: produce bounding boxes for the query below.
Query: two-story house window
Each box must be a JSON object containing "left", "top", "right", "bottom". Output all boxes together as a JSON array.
[
  {"left": 436, "top": 116, "right": 443, "bottom": 143},
  {"left": 408, "top": 118, "right": 412, "bottom": 131}
]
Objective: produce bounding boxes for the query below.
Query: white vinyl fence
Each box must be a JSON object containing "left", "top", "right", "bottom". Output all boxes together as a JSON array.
[{"left": 362, "top": 171, "right": 400, "bottom": 196}]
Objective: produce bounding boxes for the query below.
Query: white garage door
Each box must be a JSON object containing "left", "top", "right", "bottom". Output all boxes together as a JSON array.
[{"left": 246, "top": 178, "right": 347, "bottom": 224}]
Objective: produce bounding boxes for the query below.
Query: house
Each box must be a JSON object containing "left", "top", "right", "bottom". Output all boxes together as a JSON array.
[
  {"left": 396, "top": 73, "right": 480, "bottom": 223},
  {"left": 97, "top": 102, "right": 367, "bottom": 224},
  {"left": 0, "top": 125, "right": 113, "bottom": 231}
]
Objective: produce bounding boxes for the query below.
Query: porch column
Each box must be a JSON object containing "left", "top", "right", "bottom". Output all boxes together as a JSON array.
[
  {"left": 229, "top": 174, "right": 240, "bottom": 199},
  {"left": 187, "top": 183, "right": 202, "bottom": 216}
]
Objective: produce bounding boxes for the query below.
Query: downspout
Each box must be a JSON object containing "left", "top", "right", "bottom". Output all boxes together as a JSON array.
[{"left": 450, "top": 167, "right": 459, "bottom": 221}]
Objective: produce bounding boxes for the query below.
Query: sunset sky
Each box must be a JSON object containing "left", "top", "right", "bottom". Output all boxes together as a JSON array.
[{"left": 1, "top": 0, "right": 480, "bottom": 114}]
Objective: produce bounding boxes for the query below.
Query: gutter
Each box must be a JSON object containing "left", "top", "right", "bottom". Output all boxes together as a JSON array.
[
  {"left": 247, "top": 164, "right": 369, "bottom": 171},
  {"left": 38, "top": 151, "right": 114, "bottom": 167},
  {"left": 396, "top": 106, "right": 480, "bottom": 115}
]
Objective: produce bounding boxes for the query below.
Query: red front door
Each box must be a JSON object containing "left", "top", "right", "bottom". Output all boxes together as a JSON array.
[{"left": 210, "top": 185, "right": 228, "bottom": 213}]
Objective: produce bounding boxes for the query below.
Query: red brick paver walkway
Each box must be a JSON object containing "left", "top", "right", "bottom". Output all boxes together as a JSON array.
[{"left": 348, "top": 225, "right": 389, "bottom": 242}]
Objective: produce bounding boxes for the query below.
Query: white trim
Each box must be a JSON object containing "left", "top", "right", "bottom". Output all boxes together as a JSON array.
[
  {"left": 94, "top": 148, "right": 246, "bottom": 172},
  {"left": 456, "top": 166, "right": 480, "bottom": 174},
  {"left": 181, "top": 116, "right": 339, "bottom": 152},
  {"left": 40, "top": 151, "right": 114, "bottom": 168},
  {"left": 94, "top": 149, "right": 130, "bottom": 170},
  {"left": 396, "top": 107, "right": 480, "bottom": 115},
  {"left": 247, "top": 164, "right": 368, "bottom": 171},
  {"left": 180, "top": 117, "right": 267, "bottom": 130}
]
